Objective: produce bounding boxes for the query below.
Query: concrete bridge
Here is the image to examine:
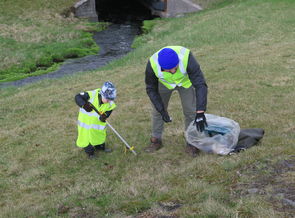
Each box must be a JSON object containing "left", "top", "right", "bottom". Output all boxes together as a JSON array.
[{"left": 74, "top": 0, "right": 202, "bottom": 21}]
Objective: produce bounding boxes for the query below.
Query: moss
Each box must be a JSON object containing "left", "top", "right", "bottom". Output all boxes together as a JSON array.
[
  {"left": 0, "top": 28, "right": 99, "bottom": 82},
  {"left": 141, "top": 19, "right": 158, "bottom": 34},
  {"left": 132, "top": 19, "right": 161, "bottom": 49}
]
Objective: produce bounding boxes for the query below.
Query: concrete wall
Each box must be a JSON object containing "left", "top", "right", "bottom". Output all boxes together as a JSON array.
[
  {"left": 74, "top": 0, "right": 202, "bottom": 21},
  {"left": 139, "top": 0, "right": 166, "bottom": 11},
  {"left": 74, "top": 0, "right": 98, "bottom": 21},
  {"left": 165, "top": 0, "right": 202, "bottom": 17},
  {"left": 139, "top": 0, "right": 202, "bottom": 17}
]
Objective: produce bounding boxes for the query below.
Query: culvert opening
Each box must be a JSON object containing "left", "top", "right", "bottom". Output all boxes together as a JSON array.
[{"left": 95, "top": 0, "right": 157, "bottom": 23}]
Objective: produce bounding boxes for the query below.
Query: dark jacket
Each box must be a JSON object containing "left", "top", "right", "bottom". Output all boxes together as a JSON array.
[{"left": 145, "top": 52, "right": 208, "bottom": 113}]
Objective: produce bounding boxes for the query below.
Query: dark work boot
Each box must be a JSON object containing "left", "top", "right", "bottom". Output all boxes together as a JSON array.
[
  {"left": 185, "top": 143, "right": 200, "bottom": 157},
  {"left": 144, "top": 137, "right": 163, "bottom": 153},
  {"left": 94, "top": 143, "right": 112, "bottom": 153},
  {"left": 84, "top": 144, "right": 96, "bottom": 159}
]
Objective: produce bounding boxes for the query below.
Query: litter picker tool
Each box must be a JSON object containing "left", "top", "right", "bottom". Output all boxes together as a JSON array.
[{"left": 88, "top": 102, "right": 137, "bottom": 155}]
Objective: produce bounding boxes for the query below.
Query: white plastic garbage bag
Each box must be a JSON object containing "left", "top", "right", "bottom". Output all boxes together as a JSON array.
[{"left": 185, "top": 114, "right": 240, "bottom": 155}]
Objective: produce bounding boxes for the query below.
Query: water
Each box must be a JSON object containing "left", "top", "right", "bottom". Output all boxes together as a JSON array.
[{"left": 0, "top": 23, "right": 140, "bottom": 88}]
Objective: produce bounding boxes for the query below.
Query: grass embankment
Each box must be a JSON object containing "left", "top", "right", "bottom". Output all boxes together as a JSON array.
[
  {"left": 0, "top": 0, "right": 105, "bottom": 82},
  {"left": 192, "top": 0, "right": 229, "bottom": 9},
  {"left": 0, "top": 0, "right": 294, "bottom": 217}
]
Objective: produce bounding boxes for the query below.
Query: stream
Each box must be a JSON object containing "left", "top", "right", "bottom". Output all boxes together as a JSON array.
[{"left": 0, "top": 23, "right": 141, "bottom": 88}]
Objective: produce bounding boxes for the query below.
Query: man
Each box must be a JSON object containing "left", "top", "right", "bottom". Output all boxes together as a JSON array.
[
  {"left": 75, "top": 81, "right": 117, "bottom": 159},
  {"left": 144, "top": 46, "right": 208, "bottom": 156}
]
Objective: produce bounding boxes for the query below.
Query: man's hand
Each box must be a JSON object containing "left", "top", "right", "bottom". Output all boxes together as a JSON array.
[
  {"left": 161, "top": 110, "right": 172, "bottom": 123},
  {"left": 83, "top": 102, "right": 93, "bottom": 112},
  {"left": 194, "top": 112, "right": 207, "bottom": 132}
]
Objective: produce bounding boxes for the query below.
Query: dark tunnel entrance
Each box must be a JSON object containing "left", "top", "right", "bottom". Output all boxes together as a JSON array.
[{"left": 95, "top": 0, "right": 157, "bottom": 23}]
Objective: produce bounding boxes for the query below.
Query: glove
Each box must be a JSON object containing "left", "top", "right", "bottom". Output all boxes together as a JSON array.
[
  {"left": 83, "top": 102, "right": 93, "bottom": 112},
  {"left": 194, "top": 112, "right": 207, "bottom": 132},
  {"left": 99, "top": 113, "right": 107, "bottom": 122},
  {"left": 160, "top": 110, "right": 172, "bottom": 123}
]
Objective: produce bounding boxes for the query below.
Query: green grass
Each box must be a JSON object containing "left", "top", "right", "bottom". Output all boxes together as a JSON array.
[
  {"left": 0, "top": 0, "right": 295, "bottom": 217},
  {"left": 0, "top": 0, "right": 107, "bottom": 82}
]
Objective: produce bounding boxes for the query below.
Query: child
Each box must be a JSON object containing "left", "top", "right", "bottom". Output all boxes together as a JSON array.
[{"left": 75, "top": 81, "right": 117, "bottom": 158}]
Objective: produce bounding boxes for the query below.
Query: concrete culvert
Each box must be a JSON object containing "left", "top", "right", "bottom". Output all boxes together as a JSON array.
[
  {"left": 74, "top": 0, "right": 202, "bottom": 21},
  {"left": 96, "top": 0, "right": 155, "bottom": 23}
]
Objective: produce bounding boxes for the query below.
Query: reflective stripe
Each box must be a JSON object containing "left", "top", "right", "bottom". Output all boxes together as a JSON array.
[
  {"left": 160, "top": 79, "right": 177, "bottom": 88},
  {"left": 89, "top": 90, "right": 96, "bottom": 104},
  {"left": 152, "top": 53, "right": 163, "bottom": 78},
  {"left": 77, "top": 120, "right": 106, "bottom": 130},
  {"left": 178, "top": 47, "right": 187, "bottom": 76},
  {"left": 79, "top": 108, "right": 100, "bottom": 118}
]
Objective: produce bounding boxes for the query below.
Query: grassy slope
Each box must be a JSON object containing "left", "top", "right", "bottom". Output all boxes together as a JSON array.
[
  {"left": 0, "top": 0, "right": 103, "bottom": 82},
  {"left": 192, "top": 0, "right": 229, "bottom": 9},
  {"left": 0, "top": 0, "right": 294, "bottom": 217}
]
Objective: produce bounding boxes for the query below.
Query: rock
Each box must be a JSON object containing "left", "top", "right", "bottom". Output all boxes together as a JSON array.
[
  {"left": 275, "top": 193, "right": 285, "bottom": 199},
  {"left": 282, "top": 198, "right": 295, "bottom": 207},
  {"left": 247, "top": 188, "right": 259, "bottom": 194}
]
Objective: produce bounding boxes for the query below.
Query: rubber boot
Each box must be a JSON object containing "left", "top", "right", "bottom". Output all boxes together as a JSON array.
[
  {"left": 94, "top": 143, "right": 112, "bottom": 153},
  {"left": 84, "top": 144, "right": 96, "bottom": 159}
]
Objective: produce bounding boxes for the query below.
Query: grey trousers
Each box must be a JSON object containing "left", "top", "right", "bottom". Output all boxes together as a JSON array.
[{"left": 152, "top": 83, "right": 196, "bottom": 139}]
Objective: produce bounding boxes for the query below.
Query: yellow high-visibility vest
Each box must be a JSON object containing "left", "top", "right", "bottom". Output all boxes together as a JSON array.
[
  {"left": 150, "top": 46, "right": 192, "bottom": 89},
  {"left": 76, "top": 88, "right": 116, "bottom": 148}
]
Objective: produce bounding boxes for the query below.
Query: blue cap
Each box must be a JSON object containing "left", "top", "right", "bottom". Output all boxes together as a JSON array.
[
  {"left": 100, "top": 81, "right": 116, "bottom": 100},
  {"left": 158, "top": 48, "right": 179, "bottom": 70}
]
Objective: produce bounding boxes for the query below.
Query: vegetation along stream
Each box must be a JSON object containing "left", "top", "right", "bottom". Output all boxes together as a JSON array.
[{"left": 0, "top": 0, "right": 155, "bottom": 88}]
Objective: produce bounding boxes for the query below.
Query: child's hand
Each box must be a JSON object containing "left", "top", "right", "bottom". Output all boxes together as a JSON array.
[{"left": 99, "top": 113, "right": 107, "bottom": 122}]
